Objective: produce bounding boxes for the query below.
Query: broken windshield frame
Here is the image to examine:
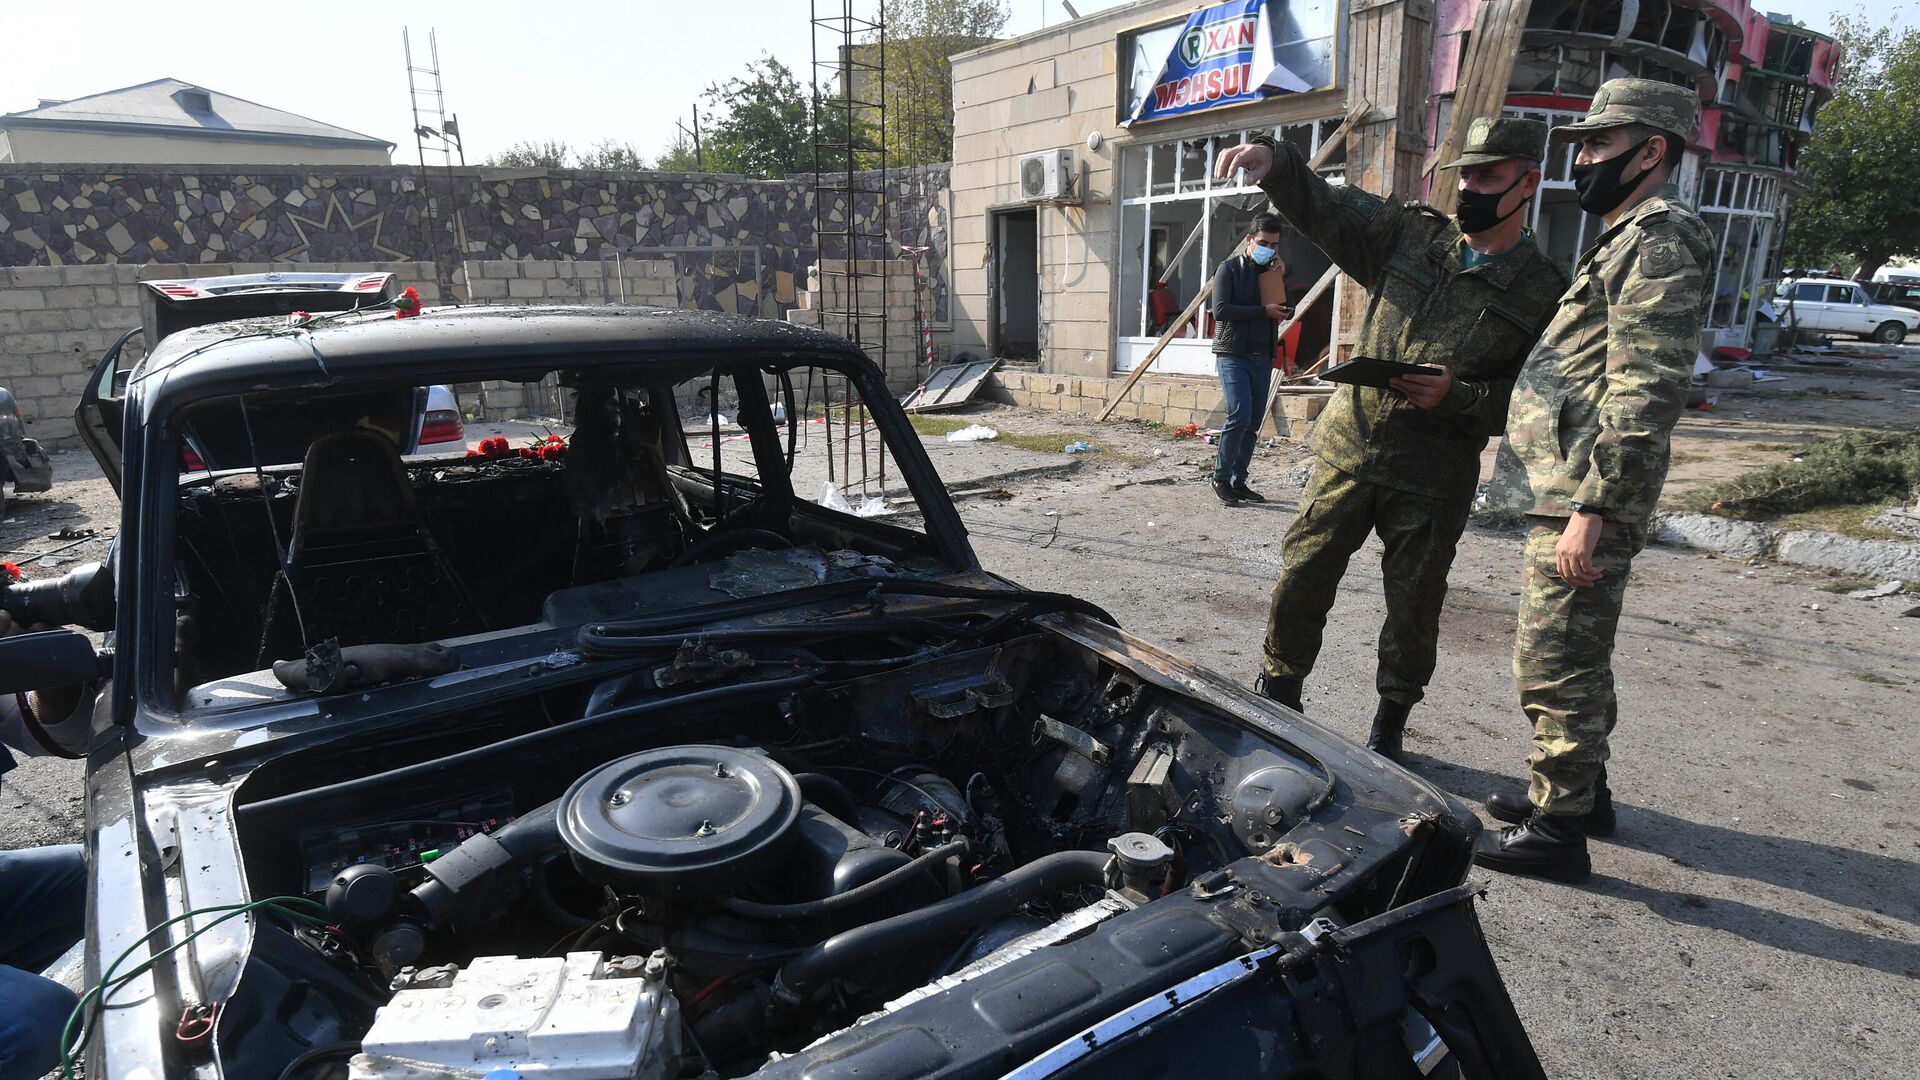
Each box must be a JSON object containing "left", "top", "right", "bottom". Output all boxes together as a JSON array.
[{"left": 127, "top": 350, "right": 974, "bottom": 725}]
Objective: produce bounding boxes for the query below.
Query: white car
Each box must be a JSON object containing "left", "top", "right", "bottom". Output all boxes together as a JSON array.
[{"left": 1774, "top": 277, "right": 1914, "bottom": 344}]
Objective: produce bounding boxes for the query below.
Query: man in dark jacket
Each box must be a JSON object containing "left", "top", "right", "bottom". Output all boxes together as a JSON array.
[
  {"left": 1209, "top": 214, "right": 1289, "bottom": 505},
  {"left": 1215, "top": 117, "right": 1567, "bottom": 760}
]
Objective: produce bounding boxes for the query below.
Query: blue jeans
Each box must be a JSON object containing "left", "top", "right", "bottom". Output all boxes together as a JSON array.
[
  {"left": 1, "top": 844, "right": 86, "bottom": 1079},
  {"left": 1214, "top": 352, "right": 1274, "bottom": 488}
]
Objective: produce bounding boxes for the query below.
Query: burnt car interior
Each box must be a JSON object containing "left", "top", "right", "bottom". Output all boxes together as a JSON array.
[
  {"left": 76, "top": 318, "right": 1539, "bottom": 1079},
  {"left": 168, "top": 362, "right": 943, "bottom": 685}
]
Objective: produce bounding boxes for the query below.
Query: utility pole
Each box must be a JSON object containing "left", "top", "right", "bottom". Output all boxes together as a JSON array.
[{"left": 675, "top": 107, "right": 705, "bottom": 171}]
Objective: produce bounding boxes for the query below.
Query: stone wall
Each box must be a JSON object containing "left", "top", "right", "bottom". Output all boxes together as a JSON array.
[
  {"left": 785, "top": 260, "right": 951, "bottom": 393},
  {"left": 0, "top": 261, "right": 439, "bottom": 444},
  {"left": 0, "top": 162, "right": 952, "bottom": 325}
]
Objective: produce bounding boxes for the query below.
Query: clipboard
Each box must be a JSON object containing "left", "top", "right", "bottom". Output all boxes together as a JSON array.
[{"left": 1318, "top": 356, "right": 1445, "bottom": 389}]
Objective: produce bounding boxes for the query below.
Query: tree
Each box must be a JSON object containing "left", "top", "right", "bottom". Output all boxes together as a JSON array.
[
  {"left": 693, "top": 54, "right": 865, "bottom": 178},
  {"left": 575, "top": 139, "right": 649, "bottom": 171},
  {"left": 701, "top": 55, "right": 823, "bottom": 178},
  {"left": 877, "top": 0, "right": 1009, "bottom": 166},
  {"left": 1784, "top": 17, "right": 1920, "bottom": 281},
  {"left": 483, "top": 139, "right": 574, "bottom": 168},
  {"left": 655, "top": 130, "right": 702, "bottom": 172}
]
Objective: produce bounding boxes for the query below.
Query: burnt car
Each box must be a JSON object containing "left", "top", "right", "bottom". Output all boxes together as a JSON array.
[
  {"left": 1, "top": 382, "right": 54, "bottom": 518},
  {"left": 0, "top": 306, "right": 1542, "bottom": 1079}
]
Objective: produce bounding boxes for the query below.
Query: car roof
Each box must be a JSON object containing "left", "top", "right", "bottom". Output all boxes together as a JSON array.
[
  {"left": 1785, "top": 277, "right": 1868, "bottom": 288},
  {"left": 130, "top": 305, "right": 871, "bottom": 412}
]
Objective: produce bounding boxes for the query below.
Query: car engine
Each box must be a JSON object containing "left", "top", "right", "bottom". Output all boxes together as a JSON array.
[{"left": 230, "top": 633, "right": 1343, "bottom": 1079}]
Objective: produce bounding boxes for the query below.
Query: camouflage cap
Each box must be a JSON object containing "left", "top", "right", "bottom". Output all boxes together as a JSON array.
[
  {"left": 1438, "top": 117, "right": 1549, "bottom": 169},
  {"left": 1550, "top": 78, "right": 1699, "bottom": 142}
]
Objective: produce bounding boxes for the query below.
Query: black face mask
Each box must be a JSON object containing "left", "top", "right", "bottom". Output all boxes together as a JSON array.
[
  {"left": 1455, "top": 171, "right": 1529, "bottom": 236},
  {"left": 1570, "top": 137, "right": 1654, "bottom": 216}
]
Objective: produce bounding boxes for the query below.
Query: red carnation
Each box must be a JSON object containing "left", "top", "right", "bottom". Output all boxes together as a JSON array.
[
  {"left": 1, "top": 561, "right": 20, "bottom": 583},
  {"left": 393, "top": 286, "right": 424, "bottom": 319}
]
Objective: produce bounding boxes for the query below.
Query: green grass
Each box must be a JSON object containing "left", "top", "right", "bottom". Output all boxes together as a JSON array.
[
  {"left": 1686, "top": 431, "right": 1920, "bottom": 522},
  {"left": 1770, "top": 500, "right": 1908, "bottom": 541}
]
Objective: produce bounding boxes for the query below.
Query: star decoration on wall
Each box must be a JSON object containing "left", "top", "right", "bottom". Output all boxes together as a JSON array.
[{"left": 273, "top": 193, "right": 411, "bottom": 262}]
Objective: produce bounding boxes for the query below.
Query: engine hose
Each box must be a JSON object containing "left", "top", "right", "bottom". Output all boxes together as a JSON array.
[
  {"left": 716, "top": 839, "right": 969, "bottom": 921},
  {"left": 792, "top": 772, "right": 862, "bottom": 826},
  {"left": 773, "top": 849, "right": 1109, "bottom": 1001}
]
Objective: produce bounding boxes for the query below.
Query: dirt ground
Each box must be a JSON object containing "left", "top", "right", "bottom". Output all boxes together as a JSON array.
[{"left": 3, "top": 353, "right": 1917, "bottom": 1078}]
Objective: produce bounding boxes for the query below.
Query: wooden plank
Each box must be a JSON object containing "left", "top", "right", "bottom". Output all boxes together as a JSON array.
[
  {"left": 1254, "top": 265, "right": 1340, "bottom": 425},
  {"left": 1096, "top": 102, "right": 1366, "bottom": 424},
  {"left": 1429, "top": 0, "right": 1535, "bottom": 212}
]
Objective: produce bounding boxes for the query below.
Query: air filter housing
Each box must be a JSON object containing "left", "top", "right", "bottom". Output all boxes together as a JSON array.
[{"left": 557, "top": 745, "right": 802, "bottom": 896}]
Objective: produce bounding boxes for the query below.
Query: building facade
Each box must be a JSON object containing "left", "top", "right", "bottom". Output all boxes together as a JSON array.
[{"left": 948, "top": 0, "right": 1835, "bottom": 426}]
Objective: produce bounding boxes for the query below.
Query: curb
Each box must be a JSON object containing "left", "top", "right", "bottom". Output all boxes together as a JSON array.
[{"left": 1651, "top": 510, "right": 1920, "bottom": 580}]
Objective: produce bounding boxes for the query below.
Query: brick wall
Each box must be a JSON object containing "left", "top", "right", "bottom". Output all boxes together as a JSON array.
[
  {"left": 0, "top": 260, "right": 438, "bottom": 444},
  {"left": 785, "top": 259, "right": 949, "bottom": 394}
]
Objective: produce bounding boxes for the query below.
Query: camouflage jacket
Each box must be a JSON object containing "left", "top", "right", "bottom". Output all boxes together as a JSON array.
[
  {"left": 1490, "top": 184, "right": 1713, "bottom": 525},
  {"left": 1254, "top": 137, "right": 1567, "bottom": 501}
]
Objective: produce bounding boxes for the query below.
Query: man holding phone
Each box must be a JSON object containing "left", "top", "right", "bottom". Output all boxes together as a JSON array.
[
  {"left": 1209, "top": 214, "right": 1291, "bottom": 506},
  {"left": 1214, "top": 117, "right": 1566, "bottom": 760}
]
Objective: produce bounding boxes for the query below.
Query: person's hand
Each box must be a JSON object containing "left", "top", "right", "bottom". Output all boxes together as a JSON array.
[
  {"left": 1388, "top": 365, "right": 1454, "bottom": 409},
  {"left": 1216, "top": 142, "right": 1273, "bottom": 185},
  {"left": 0, "top": 610, "right": 51, "bottom": 639},
  {"left": 1264, "top": 303, "right": 1289, "bottom": 320},
  {"left": 1555, "top": 512, "right": 1605, "bottom": 588}
]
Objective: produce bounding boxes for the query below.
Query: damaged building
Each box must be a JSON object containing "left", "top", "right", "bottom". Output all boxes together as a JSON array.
[{"left": 947, "top": 0, "right": 1839, "bottom": 428}]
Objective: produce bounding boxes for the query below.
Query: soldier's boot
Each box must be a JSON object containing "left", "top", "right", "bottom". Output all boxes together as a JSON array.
[
  {"left": 1366, "top": 699, "right": 1412, "bottom": 763},
  {"left": 1486, "top": 768, "right": 1615, "bottom": 837},
  {"left": 1255, "top": 673, "right": 1303, "bottom": 712},
  {"left": 1473, "top": 809, "right": 1591, "bottom": 883}
]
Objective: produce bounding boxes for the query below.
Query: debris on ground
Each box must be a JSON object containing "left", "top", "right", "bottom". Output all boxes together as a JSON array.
[
  {"left": 945, "top": 424, "right": 999, "bottom": 442},
  {"left": 1064, "top": 441, "right": 1101, "bottom": 454},
  {"left": 1846, "top": 580, "right": 1905, "bottom": 599}
]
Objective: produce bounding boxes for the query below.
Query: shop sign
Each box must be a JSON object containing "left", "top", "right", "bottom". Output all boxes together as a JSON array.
[{"left": 1123, "top": 0, "right": 1336, "bottom": 126}]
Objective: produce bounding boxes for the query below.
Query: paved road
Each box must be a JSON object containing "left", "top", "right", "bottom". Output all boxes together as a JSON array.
[{"left": 4, "top": 418, "right": 1916, "bottom": 1079}]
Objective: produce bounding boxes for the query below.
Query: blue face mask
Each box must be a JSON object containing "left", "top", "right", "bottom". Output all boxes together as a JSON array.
[{"left": 1249, "top": 243, "right": 1276, "bottom": 266}]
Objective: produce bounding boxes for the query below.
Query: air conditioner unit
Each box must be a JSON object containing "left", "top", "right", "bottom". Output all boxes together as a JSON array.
[{"left": 1018, "top": 148, "right": 1076, "bottom": 203}]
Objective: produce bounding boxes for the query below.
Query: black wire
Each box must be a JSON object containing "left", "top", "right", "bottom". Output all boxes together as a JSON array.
[{"left": 274, "top": 1040, "right": 361, "bottom": 1080}]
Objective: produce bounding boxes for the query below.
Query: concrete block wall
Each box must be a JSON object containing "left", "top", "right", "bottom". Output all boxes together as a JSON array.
[
  {"left": 992, "top": 369, "right": 1304, "bottom": 439},
  {"left": 786, "top": 260, "right": 948, "bottom": 394},
  {"left": 452, "top": 257, "right": 680, "bottom": 307},
  {"left": 0, "top": 260, "right": 437, "bottom": 445}
]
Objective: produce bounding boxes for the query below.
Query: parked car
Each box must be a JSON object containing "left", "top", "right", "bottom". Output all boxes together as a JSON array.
[
  {"left": 0, "top": 384, "right": 54, "bottom": 518},
  {"left": 1773, "top": 277, "right": 1914, "bottom": 344},
  {"left": 1864, "top": 279, "right": 1920, "bottom": 318},
  {"left": 0, "top": 306, "right": 1541, "bottom": 1079}
]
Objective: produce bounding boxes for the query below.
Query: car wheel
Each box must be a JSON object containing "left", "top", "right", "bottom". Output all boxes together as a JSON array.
[{"left": 1873, "top": 321, "right": 1907, "bottom": 345}]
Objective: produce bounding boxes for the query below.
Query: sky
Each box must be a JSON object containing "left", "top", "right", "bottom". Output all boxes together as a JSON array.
[{"left": 0, "top": 0, "right": 1905, "bottom": 166}]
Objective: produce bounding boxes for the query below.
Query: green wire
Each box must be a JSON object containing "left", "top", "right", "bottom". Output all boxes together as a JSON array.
[{"left": 60, "top": 896, "right": 330, "bottom": 1079}]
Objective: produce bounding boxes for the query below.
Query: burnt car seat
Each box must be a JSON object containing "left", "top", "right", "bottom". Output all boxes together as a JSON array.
[{"left": 258, "top": 430, "right": 484, "bottom": 665}]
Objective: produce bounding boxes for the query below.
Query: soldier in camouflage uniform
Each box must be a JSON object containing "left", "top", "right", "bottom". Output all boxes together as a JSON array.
[
  {"left": 1475, "top": 79, "right": 1715, "bottom": 882},
  {"left": 1213, "top": 118, "right": 1566, "bottom": 761}
]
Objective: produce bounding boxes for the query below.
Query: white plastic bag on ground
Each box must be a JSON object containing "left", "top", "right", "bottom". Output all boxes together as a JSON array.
[
  {"left": 946, "top": 424, "right": 999, "bottom": 442},
  {"left": 820, "top": 482, "right": 891, "bottom": 517}
]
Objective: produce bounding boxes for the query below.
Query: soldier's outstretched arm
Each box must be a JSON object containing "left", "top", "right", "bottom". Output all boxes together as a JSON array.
[
  {"left": 1218, "top": 137, "right": 1401, "bottom": 291},
  {"left": 1574, "top": 226, "right": 1707, "bottom": 515}
]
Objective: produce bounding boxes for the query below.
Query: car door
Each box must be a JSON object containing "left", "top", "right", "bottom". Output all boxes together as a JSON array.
[
  {"left": 74, "top": 327, "right": 140, "bottom": 494},
  {"left": 1789, "top": 283, "right": 1830, "bottom": 331},
  {"left": 1826, "top": 284, "right": 1869, "bottom": 334}
]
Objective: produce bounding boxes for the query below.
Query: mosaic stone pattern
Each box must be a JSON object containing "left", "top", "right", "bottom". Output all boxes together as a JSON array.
[{"left": 0, "top": 163, "right": 950, "bottom": 322}]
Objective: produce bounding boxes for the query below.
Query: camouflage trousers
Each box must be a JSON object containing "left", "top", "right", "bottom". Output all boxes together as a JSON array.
[
  {"left": 1514, "top": 517, "right": 1648, "bottom": 815},
  {"left": 1261, "top": 462, "right": 1473, "bottom": 705}
]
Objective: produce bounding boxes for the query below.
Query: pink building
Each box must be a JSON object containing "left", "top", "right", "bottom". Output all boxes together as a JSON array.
[{"left": 1429, "top": 0, "right": 1839, "bottom": 348}]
